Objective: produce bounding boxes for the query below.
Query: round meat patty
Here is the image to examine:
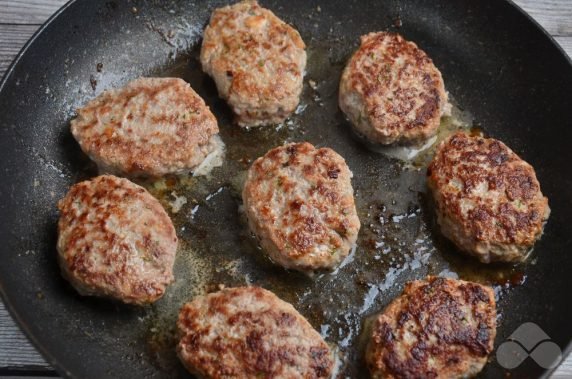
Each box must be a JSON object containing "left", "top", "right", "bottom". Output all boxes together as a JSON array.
[
  {"left": 57, "top": 175, "right": 178, "bottom": 305},
  {"left": 201, "top": 0, "right": 306, "bottom": 127},
  {"left": 177, "top": 286, "right": 333, "bottom": 378},
  {"left": 339, "top": 32, "right": 448, "bottom": 146},
  {"left": 427, "top": 132, "right": 550, "bottom": 263},
  {"left": 242, "top": 142, "right": 360, "bottom": 273},
  {"left": 366, "top": 276, "right": 497, "bottom": 379},
  {"left": 71, "top": 77, "right": 222, "bottom": 177}
]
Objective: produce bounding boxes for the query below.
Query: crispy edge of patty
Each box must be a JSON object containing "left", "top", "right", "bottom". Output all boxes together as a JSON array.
[
  {"left": 176, "top": 286, "right": 334, "bottom": 378},
  {"left": 366, "top": 276, "right": 497, "bottom": 379},
  {"left": 427, "top": 132, "right": 550, "bottom": 263},
  {"left": 339, "top": 31, "right": 447, "bottom": 145}
]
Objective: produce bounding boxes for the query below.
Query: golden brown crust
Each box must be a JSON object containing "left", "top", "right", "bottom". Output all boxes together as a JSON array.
[
  {"left": 339, "top": 32, "right": 447, "bottom": 145},
  {"left": 201, "top": 0, "right": 306, "bottom": 127},
  {"left": 57, "top": 175, "right": 177, "bottom": 304},
  {"left": 242, "top": 142, "right": 360, "bottom": 272},
  {"left": 366, "top": 277, "right": 497, "bottom": 379},
  {"left": 177, "top": 287, "right": 333, "bottom": 378},
  {"left": 427, "top": 132, "right": 550, "bottom": 262},
  {"left": 71, "top": 77, "right": 220, "bottom": 177}
]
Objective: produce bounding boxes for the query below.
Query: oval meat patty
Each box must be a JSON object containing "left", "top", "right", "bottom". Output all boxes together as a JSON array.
[
  {"left": 71, "top": 77, "right": 222, "bottom": 177},
  {"left": 201, "top": 0, "right": 306, "bottom": 127},
  {"left": 427, "top": 132, "right": 550, "bottom": 263},
  {"left": 177, "top": 286, "right": 333, "bottom": 378},
  {"left": 366, "top": 276, "right": 497, "bottom": 379},
  {"left": 339, "top": 32, "right": 448, "bottom": 145},
  {"left": 57, "top": 175, "right": 178, "bottom": 305},
  {"left": 242, "top": 142, "right": 360, "bottom": 273}
]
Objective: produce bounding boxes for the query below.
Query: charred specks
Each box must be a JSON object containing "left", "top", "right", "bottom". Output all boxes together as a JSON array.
[
  {"left": 327, "top": 167, "right": 340, "bottom": 179},
  {"left": 289, "top": 199, "right": 303, "bottom": 211},
  {"left": 89, "top": 75, "right": 97, "bottom": 91},
  {"left": 309, "top": 346, "right": 333, "bottom": 377},
  {"left": 286, "top": 145, "right": 297, "bottom": 155},
  {"left": 488, "top": 144, "right": 509, "bottom": 165}
]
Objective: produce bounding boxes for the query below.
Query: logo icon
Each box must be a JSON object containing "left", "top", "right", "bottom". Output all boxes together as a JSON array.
[{"left": 496, "top": 322, "right": 562, "bottom": 369}]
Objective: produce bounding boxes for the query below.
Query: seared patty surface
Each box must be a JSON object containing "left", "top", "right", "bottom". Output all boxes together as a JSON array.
[
  {"left": 366, "top": 276, "right": 497, "bottom": 379},
  {"left": 71, "top": 77, "right": 221, "bottom": 177},
  {"left": 242, "top": 142, "right": 360, "bottom": 273},
  {"left": 427, "top": 132, "right": 550, "bottom": 263},
  {"left": 57, "top": 175, "right": 178, "bottom": 305},
  {"left": 201, "top": 0, "right": 306, "bottom": 127},
  {"left": 339, "top": 32, "right": 447, "bottom": 145},
  {"left": 177, "top": 286, "right": 333, "bottom": 378}
]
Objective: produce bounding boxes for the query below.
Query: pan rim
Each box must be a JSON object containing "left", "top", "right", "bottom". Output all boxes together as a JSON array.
[
  {"left": 0, "top": 0, "right": 570, "bottom": 378},
  {"left": 0, "top": 1, "right": 80, "bottom": 375}
]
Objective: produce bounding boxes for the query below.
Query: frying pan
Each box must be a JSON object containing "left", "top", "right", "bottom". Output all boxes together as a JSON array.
[{"left": 1, "top": 0, "right": 571, "bottom": 378}]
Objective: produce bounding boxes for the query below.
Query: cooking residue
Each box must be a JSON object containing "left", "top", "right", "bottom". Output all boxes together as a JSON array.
[
  {"left": 359, "top": 98, "right": 475, "bottom": 169},
  {"left": 132, "top": 42, "right": 525, "bottom": 378},
  {"left": 168, "top": 191, "right": 187, "bottom": 213}
]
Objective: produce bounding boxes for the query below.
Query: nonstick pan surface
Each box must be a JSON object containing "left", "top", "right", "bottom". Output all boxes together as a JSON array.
[{"left": 1, "top": 1, "right": 571, "bottom": 378}]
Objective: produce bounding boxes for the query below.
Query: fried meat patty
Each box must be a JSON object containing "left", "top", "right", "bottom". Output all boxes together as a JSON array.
[
  {"left": 242, "top": 142, "right": 360, "bottom": 272},
  {"left": 71, "top": 77, "right": 221, "bottom": 177},
  {"left": 201, "top": 0, "right": 306, "bottom": 127},
  {"left": 177, "top": 286, "right": 333, "bottom": 378},
  {"left": 366, "top": 276, "right": 497, "bottom": 379},
  {"left": 57, "top": 175, "right": 178, "bottom": 304},
  {"left": 339, "top": 32, "right": 447, "bottom": 145},
  {"left": 427, "top": 132, "right": 550, "bottom": 263}
]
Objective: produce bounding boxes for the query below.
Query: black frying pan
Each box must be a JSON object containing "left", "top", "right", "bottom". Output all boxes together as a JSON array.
[{"left": 1, "top": 0, "right": 571, "bottom": 378}]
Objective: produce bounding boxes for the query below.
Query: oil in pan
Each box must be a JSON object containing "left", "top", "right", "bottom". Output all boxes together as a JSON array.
[{"left": 131, "top": 43, "right": 527, "bottom": 378}]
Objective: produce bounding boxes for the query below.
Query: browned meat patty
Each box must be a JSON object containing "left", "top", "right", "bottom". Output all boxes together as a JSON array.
[
  {"left": 71, "top": 77, "right": 222, "bottom": 177},
  {"left": 339, "top": 32, "right": 448, "bottom": 145},
  {"left": 427, "top": 132, "right": 550, "bottom": 263},
  {"left": 366, "top": 276, "right": 497, "bottom": 379},
  {"left": 177, "top": 286, "right": 333, "bottom": 378},
  {"left": 201, "top": 0, "right": 306, "bottom": 127},
  {"left": 57, "top": 175, "right": 178, "bottom": 305},
  {"left": 242, "top": 142, "right": 360, "bottom": 273}
]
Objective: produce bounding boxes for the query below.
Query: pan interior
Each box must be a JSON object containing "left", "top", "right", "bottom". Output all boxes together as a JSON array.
[
  {"left": 132, "top": 45, "right": 522, "bottom": 378},
  {"left": 0, "top": 1, "right": 571, "bottom": 378}
]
